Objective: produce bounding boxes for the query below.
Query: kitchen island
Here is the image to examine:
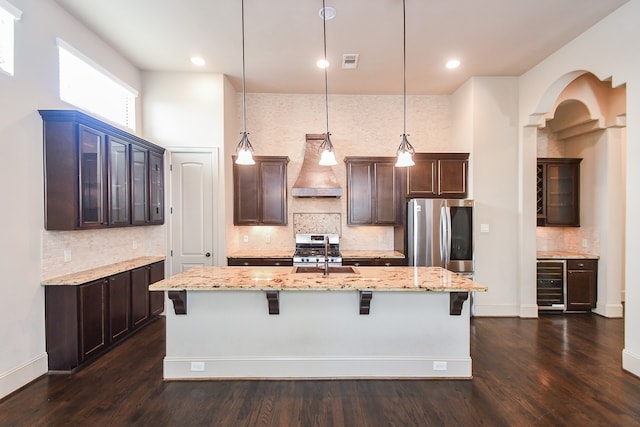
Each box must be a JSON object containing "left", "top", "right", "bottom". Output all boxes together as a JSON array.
[{"left": 150, "top": 266, "right": 487, "bottom": 380}]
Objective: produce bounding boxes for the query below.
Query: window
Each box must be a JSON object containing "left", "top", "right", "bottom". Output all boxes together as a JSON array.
[
  {"left": 0, "top": 0, "right": 21, "bottom": 76},
  {"left": 57, "top": 38, "right": 138, "bottom": 130}
]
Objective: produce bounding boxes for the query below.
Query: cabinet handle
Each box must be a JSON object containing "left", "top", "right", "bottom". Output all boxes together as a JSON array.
[
  {"left": 577, "top": 263, "right": 584, "bottom": 267},
  {"left": 274, "top": 262, "right": 281, "bottom": 266},
  {"left": 205, "top": 252, "right": 211, "bottom": 257}
]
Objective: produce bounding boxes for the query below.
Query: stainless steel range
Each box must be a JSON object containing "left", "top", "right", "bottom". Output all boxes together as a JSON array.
[{"left": 293, "top": 233, "right": 342, "bottom": 267}]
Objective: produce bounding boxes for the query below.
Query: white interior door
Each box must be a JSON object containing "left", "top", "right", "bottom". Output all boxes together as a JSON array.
[{"left": 169, "top": 151, "right": 216, "bottom": 274}]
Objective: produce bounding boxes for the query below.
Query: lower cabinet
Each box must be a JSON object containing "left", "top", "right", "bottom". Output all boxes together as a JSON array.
[
  {"left": 109, "top": 272, "right": 131, "bottom": 342},
  {"left": 566, "top": 259, "right": 598, "bottom": 311},
  {"left": 227, "top": 257, "right": 293, "bottom": 266},
  {"left": 45, "top": 260, "right": 165, "bottom": 372},
  {"left": 149, "top": 261, "right": 165, "bottom": 316},
  {"left": 78, "top": 279, "right": 108, "bottom": 363},
  {"left": 342, "top": 258, "right": 406, "bottom": 267},
  {"left": 131, "top": 267, "right": 150, "bottom": 329},
  {"left": 536, "top": 257, "right": 597, "bottom": 312}
]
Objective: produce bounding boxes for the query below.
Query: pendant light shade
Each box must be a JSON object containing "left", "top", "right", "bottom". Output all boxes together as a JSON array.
[
  {"left": 395, "top": 0, "right": 415, "bottom": 168},
  {"left": 235, "top": 0, "right": 255, "bottom": 165},
  {"left": 318, "top": 0, "right": 337, "bottom": 166}
]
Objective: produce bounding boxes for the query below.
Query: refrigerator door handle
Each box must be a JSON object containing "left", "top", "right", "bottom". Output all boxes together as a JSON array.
[{"left": 442, "top": 205, "right": 452, "bottom": 267}]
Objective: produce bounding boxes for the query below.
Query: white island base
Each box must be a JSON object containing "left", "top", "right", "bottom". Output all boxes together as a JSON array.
[{"left": 163, "top": 290, "right": 472, "bottom": 380}]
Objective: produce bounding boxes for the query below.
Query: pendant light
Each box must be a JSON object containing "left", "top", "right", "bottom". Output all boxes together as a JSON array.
[
  {"left": 235, "top": 0, "right": 255, "bottom": 165},
  {"left": 395, "top": 0, "right": 415, "bottom": 167},
  {"left": 318, "top": 0, "right": 337, "bottom": 166}
]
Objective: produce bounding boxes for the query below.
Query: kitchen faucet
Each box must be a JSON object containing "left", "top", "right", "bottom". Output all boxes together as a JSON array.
[{"left": 324, "top": 235, "right": 330, "bottom": 276}]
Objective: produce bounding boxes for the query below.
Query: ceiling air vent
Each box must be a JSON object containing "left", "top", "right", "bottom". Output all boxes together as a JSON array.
[{"left": 342, "top": 54, "right": 359, "bottom": 69}]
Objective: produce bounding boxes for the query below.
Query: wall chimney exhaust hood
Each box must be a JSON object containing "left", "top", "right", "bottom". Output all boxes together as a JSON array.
[{"left": 291, "top": 134, "right": 342, "bottom": 197}]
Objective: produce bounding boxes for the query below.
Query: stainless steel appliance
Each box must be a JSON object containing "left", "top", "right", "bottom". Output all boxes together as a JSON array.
[
  {"left": 293, "top": 233, "right": 342, "bottom": 267},
  {"left": 407, "top": 199, "right": 474, "bottom": 274}
]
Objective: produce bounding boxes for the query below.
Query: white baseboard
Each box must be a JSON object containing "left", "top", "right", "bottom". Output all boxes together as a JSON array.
[
  {"left": 622, "top": 349, "right": 640, "bottom": 379},
  {"left": 163, "top": 356, "right": 473, "bottom": 380},
  {"left": 0, "top": 353, "right": 48, "bottom": 400},
  {"left": 593, "top": 303, "right": 624, "bottom": 318},
  {"left": 472, "top": 303, "right": 521, "bottom": 317}
]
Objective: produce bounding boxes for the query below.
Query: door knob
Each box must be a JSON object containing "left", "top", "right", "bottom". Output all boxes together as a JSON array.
[{"left": 205, "top": 252, "right": 211, "bottom": 257}]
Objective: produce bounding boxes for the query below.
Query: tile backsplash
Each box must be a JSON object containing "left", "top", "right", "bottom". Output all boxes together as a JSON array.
[
  {"left": 536, "top": 226, "right": 599, "bottom": 255},
  {"left": 41, "top": 226, "right": 166, "bottom": 280},
  {"left": 293, "top": 213, "right": 341, "bottom": 235}
]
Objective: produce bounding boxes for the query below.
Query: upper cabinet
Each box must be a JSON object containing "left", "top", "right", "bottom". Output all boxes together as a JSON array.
[
  {"left": 345, "top": 157, "right": 404, "bottom": 226},
  {"left": 40, "top": 110, "right": 165, "bottom": 230},
  {"left": 233, "top": 156, "right": 289, "bottom": 226},
  {"left": 406, "top": 153, "right": 469, "bottom": 199},
  {"left": 537, "top": 158, "right": 581, "bottom": 227}
]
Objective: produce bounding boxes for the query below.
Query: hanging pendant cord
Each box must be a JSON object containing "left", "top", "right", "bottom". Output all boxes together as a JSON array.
[
  {"left": 402, "top": 0, "right": 407, "bottom": 135},
  {"left": 323, "top": 0, "right": 329, "bottom": 135},
  {"left": 241, "top": 0, "right": 247, "bottom": 134}
]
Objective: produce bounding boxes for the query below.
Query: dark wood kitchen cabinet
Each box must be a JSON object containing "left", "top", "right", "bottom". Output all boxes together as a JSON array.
[
  {"left": 108, "top": 136, "right": 131, "bottom": 226},
  {"left": 537, "top": 158, "right": 581, "bottom": 227},
  {"left": 131, "top": 266, "right": 150, "bottom": 329},
  {"left": 406, "top": 153, "right": 469, "bottom": 199},
  {"left": 566, "top": 259, "right": 597, "bottom": 311},
  {"left": 45, "top": 259, "right": 165, "bottom": 372},
  {"left": 227, "top": 257, "right": 293, "bottom": 266},
  {"left": 342, "top": 257, "right": 406, "bottom": 266},
  {"left": 78, "top": 279, "right": 108, "bottom": 363},
  {"left": 40, "top": 109, "right": 165, "bottom": 230},
  {"left": 108, "top": 272, "right": 131, "bottom": 342},
  {"left": 344, "top": 156, "right": 404, "bottom": 226},
  {"left": 233, "top": 156, "right": 289, "bottom": 225},
  {"left": 148, "top": 151, "right": 165, "bottom": 224},
  {"left": 149, "top": 261, "right": 165, "bottom": 316}
]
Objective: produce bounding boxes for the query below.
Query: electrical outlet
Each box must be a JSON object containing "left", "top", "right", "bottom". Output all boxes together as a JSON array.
[
  {"left": 265, "top": 235, "right": 271, "bottom": 243},
  {"left": 63, "top": 250, "right": 71, "bottom": 262},
  {"left": 190, "top": 361, "right": 205, "bottom": 372},
  {"left": 582, "top": 239, "right": 589, "bottom": 247},
  {"left": 132, "top": 239, "right": 138, "bottom": 249},
  {"left": 480, "top": 223, "right": 490, "bottom": 233},
  {"left": 433, "top": 361, "right": 447, "bottom": 371},
  {"left": 243, "top": 235, "right": 249, "bottom": 243}
]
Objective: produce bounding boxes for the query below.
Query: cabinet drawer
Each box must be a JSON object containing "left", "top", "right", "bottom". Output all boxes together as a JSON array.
[
  {"left": 567, "top": 259, "right": 597, "bottom": 270},
  {"left": 227, "top": 257, "right": 293, "bottom": 266}
]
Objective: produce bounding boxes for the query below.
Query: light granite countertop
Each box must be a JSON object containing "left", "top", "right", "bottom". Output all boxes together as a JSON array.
[
  {"left": 149, "top": 266, "right": 487, "bottom": 293},
  {"left": 42, "top": 256, "right": 165, "bottom": 286},
  {"left": 536, "top": 251, "right": 599, "bottom": 259},
  {"left": 228, "top": 250, "right": 294, "bottom": 258},
  {"left": 341, "top": 250, "right": 405, "bottom": 259}
]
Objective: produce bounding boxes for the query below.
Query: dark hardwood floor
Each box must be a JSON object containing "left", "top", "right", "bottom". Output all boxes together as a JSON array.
[{"left": 2, "top": 314, "right": 640, "bottom": 426}]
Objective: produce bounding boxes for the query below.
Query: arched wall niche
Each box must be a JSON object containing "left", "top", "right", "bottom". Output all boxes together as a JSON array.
[{"left": 531, "top": 70, "right": 626, "bottom": 319}]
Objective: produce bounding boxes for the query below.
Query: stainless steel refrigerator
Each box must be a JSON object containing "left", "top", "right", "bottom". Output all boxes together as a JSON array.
[{"left": 407, "top": 199, "right": 474, "bottom": 276}]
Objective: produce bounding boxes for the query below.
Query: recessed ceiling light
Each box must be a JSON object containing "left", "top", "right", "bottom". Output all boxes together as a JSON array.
[
  {"left": 317, "top": 58, "right": 329, "bottom": 68},
  {"left": 191, "top": 56, "right": 206, "bottom": 66},
  {"left": 446, "top": 59, "right": 460, "bottom": 69},
  {"left": 319, "top": 6, "right": 336, "bottom": 20}
]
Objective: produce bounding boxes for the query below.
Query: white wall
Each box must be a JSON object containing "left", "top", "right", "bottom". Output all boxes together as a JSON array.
[
  {"left": 452, "top": 77, "right": 522, "bottom": 316},
  {"left": 517, "top": 0, "right": 640, "bottom": 375},
  {"left": 142, "top": 71, "right": 230, "bottom": 267},
  {"left": 0, "top": 0, "right": 143, "bottom": 399}
]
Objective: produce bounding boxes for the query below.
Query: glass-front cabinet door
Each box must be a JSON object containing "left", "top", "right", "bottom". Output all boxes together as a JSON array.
[
  {"left": 79, "top": 125, "right": 105, "bottom": 227},
  {"left": 149, "top": 151, "right": 164, "bottom": 224},
  {"left": 108, "top": 136, "right": 130, "bottom": 226},
  {"left": 131, "top": 145, "right": 149, "bottom": 224}
]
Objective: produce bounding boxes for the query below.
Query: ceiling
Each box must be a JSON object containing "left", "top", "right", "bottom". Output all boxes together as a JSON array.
[{"left": 54, "top": 0, "right": 629, "bottom": 95}]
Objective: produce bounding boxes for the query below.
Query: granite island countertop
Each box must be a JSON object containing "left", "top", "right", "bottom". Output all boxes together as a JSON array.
[{"left": 149, "top": 266, "right": 487, "bottom": 293}]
